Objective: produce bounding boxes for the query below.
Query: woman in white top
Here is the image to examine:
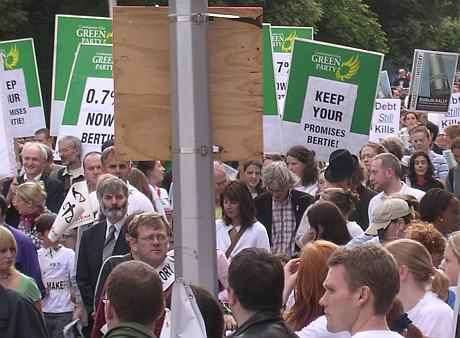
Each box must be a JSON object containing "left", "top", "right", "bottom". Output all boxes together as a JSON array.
[
  {"left": 286, "top": 145, "right": 319, "bottom": 197},
  {"left": 386, "top": 239, "right": 454, "bottom": 338},
  {"left": 215, "top": 181, "right": 270, "bottom": 259}
]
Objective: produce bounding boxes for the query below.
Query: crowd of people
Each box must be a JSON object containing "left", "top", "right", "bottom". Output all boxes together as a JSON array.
[{"left": 1, "top": 83, "right": 460, "bottom": 338}]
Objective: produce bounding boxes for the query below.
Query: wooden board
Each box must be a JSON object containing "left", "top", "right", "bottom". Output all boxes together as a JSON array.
[{"left": 113, "top": 6, "right": 263, "bottom": 161}]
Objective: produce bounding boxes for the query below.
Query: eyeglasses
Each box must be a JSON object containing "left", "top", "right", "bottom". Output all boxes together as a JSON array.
[{"left": 137, "top": 234, "right": 168, "bottom": 243}]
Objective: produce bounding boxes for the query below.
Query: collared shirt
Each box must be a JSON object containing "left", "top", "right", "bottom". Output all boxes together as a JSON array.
[
  {"left": 368, "top": 182, "right": 425, "bottom": 224},
  {"left": 62, "top": 165, "right": 85, "bottom": 185},
  {"left": 24, "top": 173, "right": 42, "bottom": 182},
  {"left": 105, "top": 217, "right": 125, "bottom": 242},
  {"left": 271, "top": 192, "right": 296, "bottom": 256}
]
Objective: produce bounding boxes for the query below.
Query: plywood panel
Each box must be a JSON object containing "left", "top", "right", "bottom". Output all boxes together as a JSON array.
[{"left": 113, "top": 6, "right": 262, "bottom": 161}]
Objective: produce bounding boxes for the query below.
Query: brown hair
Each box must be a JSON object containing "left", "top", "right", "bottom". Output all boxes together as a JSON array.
[
  {"left": 106, "top": 261, "right": 164, "bottom": 326},
  {"left": 386, "top": 239, "right": 434, "bottom": 285},
  {"left": 374, "top": 153, "right": 403, "bottom": 179},
  {"left": 126, "top": 212, "right": 170, "bottom": 239},
  {"left": 328, "top": 245, "right": 400, "bottom": 315},
  {"left": 128, "top": 167, "right": 154, "bottom": 203},
  {"left": 286, "top": 145, "right": 319, "bottom": 186},
  {"left": 35, "top": 213, "right": 57, "bottom": 234},
  {"left": 404, "top": 222, "right": 446, "bottom": 267},
  {"left": 285, "top": 240, "right": 338, "bottom": 330},
  {"left": 445, "top": 125, "right": 460, "bottom": 141},
  {"left": 221, "top": 181, "right": 256, "bottom": 229},
  {"left": 238, "top": 160, "right": 264, "bottom": 194},
  {"left": 451, "top": 136, "right": 460, "bottom": 151},
  {"left": 320, "top": 188, "right": 358, "bottom": 219},
  {"left": 408, "top": 125, "right": 431, "bottom": 138},
  {"left": 307, "top": 201, "right": 351, "bottom": 245},
  {"left": 359, "top": 142, "right": 387, "bottom": 159}
]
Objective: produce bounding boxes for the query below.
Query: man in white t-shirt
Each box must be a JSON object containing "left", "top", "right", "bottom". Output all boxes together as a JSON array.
[
  {"left": 368, "top": 153, "right": 424, "bottom": 224},
  {"left": 319, "top": 245, "right": 403, "bottom": 338}
]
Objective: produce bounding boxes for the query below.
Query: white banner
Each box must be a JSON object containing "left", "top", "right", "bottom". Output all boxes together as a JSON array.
[
  {"left": 0, "top": 61, "right": 16, "bottom": 179},
  {"left": 58, "top": 76, "right": 114, "bottom": 154},
  {"left": 48, "top": 181, "right": 94, "bottom": 242},
  {"left": 1, "top": 69, "right": 45, "bottom": 137},
  {"left": 283, "top": 76, "right": 357, "bottom": 160},
  {"left": 369, "top": 99, "right": 401, "bottom": 142},
  {"left": 428, "top": 93, "right": 460, "bottom": 132}
]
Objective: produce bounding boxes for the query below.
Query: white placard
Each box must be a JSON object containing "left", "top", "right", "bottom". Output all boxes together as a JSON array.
[{"left": 369, "top": 99, "right": 401, "bottom": 142}]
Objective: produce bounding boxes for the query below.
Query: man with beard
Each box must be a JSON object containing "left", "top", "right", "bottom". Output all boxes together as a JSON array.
[
  {"left": 76, "top": 174, "right": 130, "bottom": 335},
  {"left": 90, "top": 212, "right": 174, "bottom": 338}
]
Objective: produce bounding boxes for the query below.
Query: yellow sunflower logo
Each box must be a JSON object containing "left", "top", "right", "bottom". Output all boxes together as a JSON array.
[
  {"left": 3, "top": 45, "right": 20, "bottom": 70},
  {"left": 335, "top": 55, "right": 360, "bottom": 81},
  {"left": 281, "top": 32, "right": 296, "bottom": 53}
]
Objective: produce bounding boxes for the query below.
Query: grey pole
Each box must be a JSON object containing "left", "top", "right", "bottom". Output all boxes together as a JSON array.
[{"left": 169, "top": 0, "right": 217, "bottom": 295}]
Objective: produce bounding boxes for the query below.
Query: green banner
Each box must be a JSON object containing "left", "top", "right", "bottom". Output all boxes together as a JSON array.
[
  {"left": 282, "top": 39, "right": 383, "bottom": 160},
  {"left": 51, "top": 15, "right": 112, "bottom": 135},
  {"left": 0, "top": 38, "right": 45, "bottom": 137},
  {"left": 263, "top": 24, "right": 277, "bottom": 117},
  {"left": 271, "top": 26, "right": 313, "bottom": 116},
  {"left": 59, "top": 43, "right": 114, "bottom": 153}
]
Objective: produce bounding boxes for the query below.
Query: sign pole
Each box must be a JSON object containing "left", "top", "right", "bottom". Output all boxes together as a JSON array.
[{"left": 169, "top": 0, "right": 217, "bottom": 296}]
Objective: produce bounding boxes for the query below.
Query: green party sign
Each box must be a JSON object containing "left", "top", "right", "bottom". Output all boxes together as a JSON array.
[
  {"left": 271, "top": 26, "right": 313, "bottom": 116},
  {"left": 51, "top": 15, "right": 112, "bottom": 135},
  {"left": 0, "top": 38, "right": 45, "bottom": 137},
  {"left": 263, "top": 23, "right": 283, "bottom": 153},
  {"left": 59, "top": 43, "right": 114, "bottom": 153},
  {"left": 282, "top": 39, "right": 383, "bottom": 160}
]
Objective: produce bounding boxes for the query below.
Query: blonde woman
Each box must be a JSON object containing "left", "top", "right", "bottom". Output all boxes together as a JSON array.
[
  {"left": 386, "top": 239, "right": 454, "bottom": 338},
  {"left": 13, "top": 181, "right": 47, "bottom": 249},
  {"left": 0, "top": 226, "right": 41, "bottom": 311}
]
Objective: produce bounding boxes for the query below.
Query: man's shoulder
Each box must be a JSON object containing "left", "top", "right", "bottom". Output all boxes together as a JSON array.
[
  {"left": 291, "top": 189, "right": 314, "bottom": 203},
  {"left": 82, "top": 220, "right": 106, "bottom": 237},
  {"left": 232, "top": 312, "right": 297, "bottom": 338}
]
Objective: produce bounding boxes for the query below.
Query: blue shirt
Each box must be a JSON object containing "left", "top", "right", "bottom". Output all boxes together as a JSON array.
[{"left": 6, "top": 224, "right": 45, "bottom": 297}]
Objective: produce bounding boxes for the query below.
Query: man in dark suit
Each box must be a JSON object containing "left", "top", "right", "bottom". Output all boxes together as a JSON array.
[
  {"left": 76, "top": 174, "right": 130, "bottom": 331},
  {"left": 254, "top": 162, "right": 314, "bottom": 257},
  {"left": 3, "top": 142, "right": 65, "bottom": 226}
]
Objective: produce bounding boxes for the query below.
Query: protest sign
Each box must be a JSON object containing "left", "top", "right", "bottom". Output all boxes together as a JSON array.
[
  {"left": 48, "top": 181, "right": 94, "bottom": 242},
  {"left": 377, "top": 70, "right": 392, "bottom": 99},
  {"left": 282, "top": 39, "right": 383, "bottom": 160},
  {"left": 58, "top": 43, "right": 114, "bottom": 154},
  {"left": 51, "top": 15, "right": 112, "bottom": 135},
  {"left": 0, "top": 58, "right": 16, "bottom": 179},
  {"left": 271, "top": 26, "right": 313, "bottom": 116},
  {"left": 369, "top": 99, "right": 401, "bottom": 142},
  {"left": 262, "top": 23, "right": 282, "bottom": 153},
  {"left": 428, "top": 92, "right": 460, "bottom": 132},
  {"left": 0, "top": 39, "right": 45, "bottom": 137},
  {"left": 408, "top": 49, "right": 459, "bottom": 113}
]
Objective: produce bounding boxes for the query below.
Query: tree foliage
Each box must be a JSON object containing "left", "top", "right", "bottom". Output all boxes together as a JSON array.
[
  {"left": 314, "top": 0, "right": 388, "bottom": 54},
  {"left": 0, "top": 0, "right": 28, "bottom": 40},
  {"left": 264, "top": 0, "right": 322, "bottom": 27}
]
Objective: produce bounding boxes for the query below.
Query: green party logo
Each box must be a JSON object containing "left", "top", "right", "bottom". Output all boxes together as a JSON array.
[
  {"left": 335, "top": 55, "right": 360, "bottom": 81},
  {"left": 311, "top": 52, "right": 360, "bottom": 81},
  {"left": 281, "top": 32, "right": 297, "bottom": 53},
  {"left": 76, "top": 26, "right": 112, "bottom": 44},
  {"left": 1, "top": 45, "right": 20, "bottom": 70}
]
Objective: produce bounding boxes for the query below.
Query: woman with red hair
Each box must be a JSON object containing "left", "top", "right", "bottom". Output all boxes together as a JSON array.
[{"left": 283, "top": 240, "right": 338, "bottom": 331}]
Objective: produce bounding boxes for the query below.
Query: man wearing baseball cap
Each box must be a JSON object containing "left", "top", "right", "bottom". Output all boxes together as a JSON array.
[{"left": 348, "top": 198, "right": 413, "bottom": 247}]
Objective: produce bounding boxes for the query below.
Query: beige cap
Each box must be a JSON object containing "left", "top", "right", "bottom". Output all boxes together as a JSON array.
[{"left": 366, "top": 198, "right": 411, "bottom": 236}]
